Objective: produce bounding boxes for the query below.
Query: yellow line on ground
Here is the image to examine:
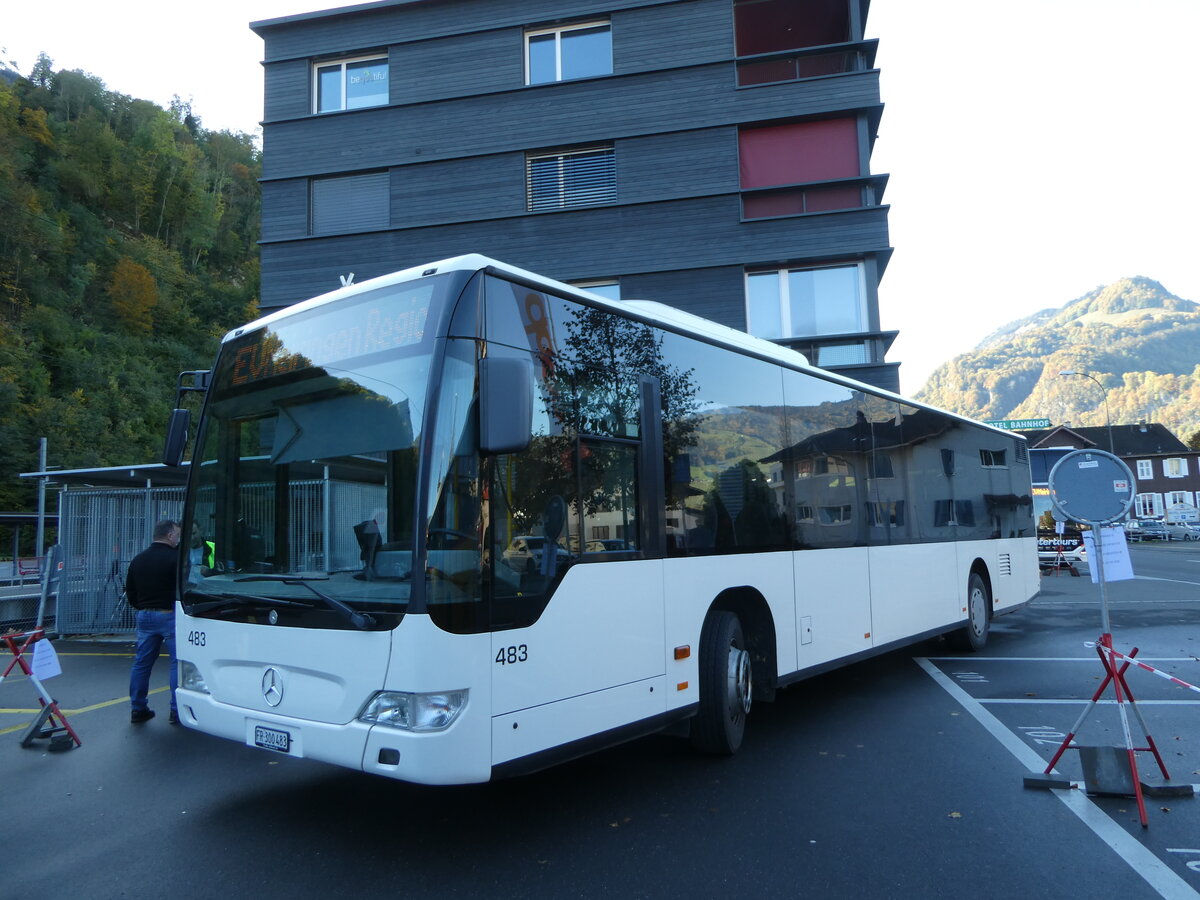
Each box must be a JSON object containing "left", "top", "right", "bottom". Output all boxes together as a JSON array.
[{"left": 0, "top": 686, "right": 170, "bottom": 734}]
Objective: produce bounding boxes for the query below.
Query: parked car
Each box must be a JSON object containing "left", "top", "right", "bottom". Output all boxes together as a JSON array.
[
  {"left": 501, "top": 536, "right": 571, "bottom": 572},
  {"left": 584, "top": 539, "right": 630, "bottom": 553},
  {"left": 1162, "top": 521, "right": 1200, "bottom": 541},
  {"left": 1125, "top": 519, "right": 1168, "bottom": 542}
]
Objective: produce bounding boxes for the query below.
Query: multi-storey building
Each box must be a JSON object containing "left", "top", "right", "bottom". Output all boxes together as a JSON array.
[{"left": 251, "top": 0, "right": 898, "bottom": 390}]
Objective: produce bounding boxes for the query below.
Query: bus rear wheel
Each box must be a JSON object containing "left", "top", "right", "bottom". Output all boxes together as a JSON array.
[
  {"left": 691, "top": 611, "right": 752, "bottom": 755},
  {"left": 947, "top": 571, "right": 990, "bottom": 652}
]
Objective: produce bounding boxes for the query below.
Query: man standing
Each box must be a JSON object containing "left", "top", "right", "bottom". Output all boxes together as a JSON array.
[{"left": 127, "top": 519, "right": 181, "bottom": 724}]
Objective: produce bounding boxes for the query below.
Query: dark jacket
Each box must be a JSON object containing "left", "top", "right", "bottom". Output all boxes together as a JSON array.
[{"left": 126, "top": 542, "right": 178, "bottom": 611}]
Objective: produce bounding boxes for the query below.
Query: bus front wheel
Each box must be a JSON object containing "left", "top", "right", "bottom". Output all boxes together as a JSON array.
[
  {"left": 691, "top": 610, "right": 752, "bottom": 755},
  {"left": 948, "top": 571, "right": 990, "bottom": 652}
]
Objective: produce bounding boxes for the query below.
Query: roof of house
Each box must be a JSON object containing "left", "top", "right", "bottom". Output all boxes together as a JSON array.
[{"left": 1018, "top": 423, "right": 1189, "bottom": 455}]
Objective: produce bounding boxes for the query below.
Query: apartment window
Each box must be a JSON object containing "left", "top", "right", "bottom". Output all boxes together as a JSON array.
[
  {"left": 867, "top": 500, "right": 905, "bottom": 528},
  {"left": 1167, "top": 491, "right": 1193, "bottom": 508},
  {"left": 979, "top": 449, "right": 1007, "bottom": 468},
  {"left": 1134, "top": 493, "right": 1163, "bottom": 517},
  {"left": 867, "top": 453, "right": 893, "bottom": 479},
  {"left": 739, "top": 119, "right": 861, "bottom": 218},
  {"left": 314, "top": 55, "right": 388, "bottom": 113},
  {"left": 941, "top": 449, "right": 955, "bottom": 476},
  {"left": 526, "top": 21, "right": 612, "bottom": 84},
  {"left": 818, "top": 505, "right": 852, "bottom": 525},
  {"left": 1164, "top": 457, "right": 1189, "bottom": 478},
  {"left": 817, "top": 343, "right": 869, "bottom": 366},
  {"left": 734, "top": 0, "right": 849, "bottom": 56},
  {"left": 745, "top": 264, "right": 865, "bottom": 340},
  {"left": 311, "top": 172, "right": 388, "bottom": 235},
  {"left": 814, "top": 456, "right": 850, "bottom": 477},
  {"left": 1136, "top": 459, "right": 1153, "bottom": 479},
  {"left": 571, "top": 280, "right": 620, "bottom": 301},
  {"left": 933, "top": 500, "right": 976, "bottom": 527},
  {"left": 526, "top": 146, "right": 616, "bottom": 211}
]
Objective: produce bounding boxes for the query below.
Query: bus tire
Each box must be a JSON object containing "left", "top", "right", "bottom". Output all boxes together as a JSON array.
[
  {"left": 690, "top": 610, "right": 752, "bottom": 755},
  {"left": 947, "top": 571, "right": 990, "bottom": 652}
]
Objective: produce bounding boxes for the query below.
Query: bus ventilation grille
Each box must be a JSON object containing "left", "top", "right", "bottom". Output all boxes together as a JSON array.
[{"left": 998, "top": 553, "right": 1012, "bottom": 577}]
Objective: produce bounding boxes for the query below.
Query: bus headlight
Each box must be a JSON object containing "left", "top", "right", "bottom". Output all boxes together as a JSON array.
[
  {"left": 358, "top": 690, "right": 468, "bottom": 732},
  {"left": 179, "top": 660, "right": 209, "bottom": 694}
]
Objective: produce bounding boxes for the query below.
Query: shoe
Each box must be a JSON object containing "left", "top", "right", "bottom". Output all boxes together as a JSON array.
[
  {"left": 169, "top": 710, "right": 180, "bottom": 725},
  {"left": 131, "top": 708, "right": 155, "bottom": 724}
]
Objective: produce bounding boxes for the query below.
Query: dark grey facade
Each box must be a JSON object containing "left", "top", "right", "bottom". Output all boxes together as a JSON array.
[{"left": 252, "top": 0, "right": 899, "bottom": 390}]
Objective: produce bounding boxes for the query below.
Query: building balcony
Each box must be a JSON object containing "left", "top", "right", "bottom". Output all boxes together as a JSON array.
[
  {"left": 736, "top": 39, "right": 879, "bottom": 88},
  {"left": 741, "top": 174, "right": 889, "bottom": 220}
]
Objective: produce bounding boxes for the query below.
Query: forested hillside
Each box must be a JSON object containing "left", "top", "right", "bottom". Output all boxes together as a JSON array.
[
  {"left": 916, "top": 277, "right": 1200, "bottom": 445},
  {"left": 0, "top": 56, "right": 261, "bottom": 510}
]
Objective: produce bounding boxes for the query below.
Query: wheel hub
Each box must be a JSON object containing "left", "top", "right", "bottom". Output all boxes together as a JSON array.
[
  {"left": 969, "top": 587, "right": 987, "bottom": 636},
  {"left": 726, "top": 646, "right": 752, "bottom": 717}
]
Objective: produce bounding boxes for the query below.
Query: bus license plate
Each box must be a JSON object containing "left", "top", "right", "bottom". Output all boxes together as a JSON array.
[{"left": 253, "top": 725, "right": 291, "bottom": 753}]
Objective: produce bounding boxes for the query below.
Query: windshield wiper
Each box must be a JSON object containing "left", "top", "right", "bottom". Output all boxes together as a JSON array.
[
  {"left": 236, "top": 575, "right": 376, "bottom": 631},
  {"left": 186, "top": 591, "right": 313, "bottom": 616}
]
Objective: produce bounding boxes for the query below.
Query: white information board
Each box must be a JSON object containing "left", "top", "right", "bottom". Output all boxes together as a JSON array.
[
  {"left": 1081, "top": 526, "right": 1134, "bottom": 584},
  {"left": 31, "top": 639, "right": 62, "bottom": 680}
]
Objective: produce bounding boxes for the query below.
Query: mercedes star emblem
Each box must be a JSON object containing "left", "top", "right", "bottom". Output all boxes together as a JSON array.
[{"left": 261, "top": 667, "right": 284, "bottom": 707}]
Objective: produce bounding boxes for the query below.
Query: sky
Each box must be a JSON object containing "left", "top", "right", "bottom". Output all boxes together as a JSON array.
[{"left": 4, "top": 0, "right": 1198, "bottom": 394}]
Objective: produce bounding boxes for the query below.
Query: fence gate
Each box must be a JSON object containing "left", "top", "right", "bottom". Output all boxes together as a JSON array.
[{"left": 56, "top": 487, "right": 185, "bottom": 635}]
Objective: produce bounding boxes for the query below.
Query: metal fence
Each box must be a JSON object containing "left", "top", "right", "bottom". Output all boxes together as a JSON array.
[
  {"left": 55, "top": 487, "right": 185, "bottom": 634},
  {"left": 46, "top": 477, "right": 385, "bottom": 635}
]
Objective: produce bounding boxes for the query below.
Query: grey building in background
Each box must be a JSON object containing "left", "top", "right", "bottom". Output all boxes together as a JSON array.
[{"left": 251, "top": 0, "right": 899, "bottom": 390}]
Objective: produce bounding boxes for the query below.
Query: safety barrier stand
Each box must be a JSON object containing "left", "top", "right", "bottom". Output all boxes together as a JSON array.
[
  {"left": 1042, "top": 635, "right": 1170, "bottom": 827},
  {"left": 1, "top": 628, "right": 82, "bottom": 751},
  {"left": 1052, "top": 548, "right": 1079, "bottom": 576}
]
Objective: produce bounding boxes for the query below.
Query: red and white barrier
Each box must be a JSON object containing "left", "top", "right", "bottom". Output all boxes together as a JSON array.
[{"left": 1086, "top": 641, "right": 1200, "bottom": 694}]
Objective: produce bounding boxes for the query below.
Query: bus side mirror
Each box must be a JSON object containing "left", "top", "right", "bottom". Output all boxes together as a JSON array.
[
  {"left": 479, "top": 357, "right": 533, "bottom": 455},
  {"left": 162, "top": 408, "right": 191, "bottom": 467}
]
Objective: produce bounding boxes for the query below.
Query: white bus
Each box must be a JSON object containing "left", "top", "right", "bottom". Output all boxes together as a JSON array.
[{"left": 169, "top": 255, "right": 1039, "bottom": 784}]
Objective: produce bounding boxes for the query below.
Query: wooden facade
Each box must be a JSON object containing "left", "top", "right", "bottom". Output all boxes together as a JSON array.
[{"left": 252, "top": 0, "right": 899, "bottom": 390}]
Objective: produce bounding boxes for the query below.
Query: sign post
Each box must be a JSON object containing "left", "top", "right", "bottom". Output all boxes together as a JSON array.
[{"left": 1041, "top": 450, "right": 1166, "bottom": 827}]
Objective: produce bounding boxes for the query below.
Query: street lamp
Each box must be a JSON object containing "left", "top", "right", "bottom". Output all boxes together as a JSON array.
[{"left": 1059, "top": 370, "right": 1114, "bottom": 454}]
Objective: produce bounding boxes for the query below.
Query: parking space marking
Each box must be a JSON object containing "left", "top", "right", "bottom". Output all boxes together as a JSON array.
[
  {"left": 929, "top": 657, "right": 1200, "bottom": 662},
  {"left": 916, "top": 656, "right": 1199, "bottom": 899},
  {"left": 983, "top": 698, "right": 1200, "bottom": 706},
  {"left": 0, "top": 686, "right": 171, "bottom": 735}
]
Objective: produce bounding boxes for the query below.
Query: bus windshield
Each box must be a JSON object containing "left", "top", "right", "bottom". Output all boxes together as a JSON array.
[{"left": 182, "top": 275, "right": 451, "bottom": 629}]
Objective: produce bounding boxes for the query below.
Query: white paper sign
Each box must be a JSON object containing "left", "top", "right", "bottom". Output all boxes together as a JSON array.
[
  {"left": 1081, "top": 526, "right": 1135, "bottom": 584},
  {"left": 31, "top": 639, "right": 62, "bottom": 680}
]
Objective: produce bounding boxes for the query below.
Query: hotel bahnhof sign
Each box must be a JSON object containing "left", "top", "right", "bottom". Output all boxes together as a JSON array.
[{"left": 984, "top": 418, "right": 1052, "bottom": 431}]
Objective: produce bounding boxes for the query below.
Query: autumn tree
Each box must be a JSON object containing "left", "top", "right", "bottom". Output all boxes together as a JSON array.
[
  {"left": 107, "top": 257, "right": 158, "bottom": 335},
  {"left": 0, "top": 63, "right": 262, "bottom": 525}
]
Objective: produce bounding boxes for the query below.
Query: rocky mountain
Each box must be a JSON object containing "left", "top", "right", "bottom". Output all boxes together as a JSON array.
[{"left": 915, "top": 277, "right": 1200, "bottom": 444}]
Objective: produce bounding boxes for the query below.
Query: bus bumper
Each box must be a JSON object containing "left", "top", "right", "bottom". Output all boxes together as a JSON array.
[{"left": 175, "top": 689, "right": 492, "bottom": 785}]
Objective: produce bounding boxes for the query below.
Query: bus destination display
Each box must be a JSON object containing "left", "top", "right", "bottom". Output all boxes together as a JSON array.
[{"left": 229, "top": 282, "right": 434, "bottom": 387}]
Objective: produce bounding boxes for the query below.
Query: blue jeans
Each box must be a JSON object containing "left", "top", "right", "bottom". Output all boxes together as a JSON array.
[{"left": 129, "top": 609, "right": 177, "bottom": 712}]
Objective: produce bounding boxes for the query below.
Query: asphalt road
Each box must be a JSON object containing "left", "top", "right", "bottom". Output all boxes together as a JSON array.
[{"left": 3, "top": 542, "right": 1198, "bottom": 899}]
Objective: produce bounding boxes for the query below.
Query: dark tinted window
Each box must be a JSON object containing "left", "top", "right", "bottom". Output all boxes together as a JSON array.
[
  {"left": 778, "top": 370, "right": 864, "bottom": 548},
  {"left": 659, "top": 334, "right": 788, "bottom": 555}
]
